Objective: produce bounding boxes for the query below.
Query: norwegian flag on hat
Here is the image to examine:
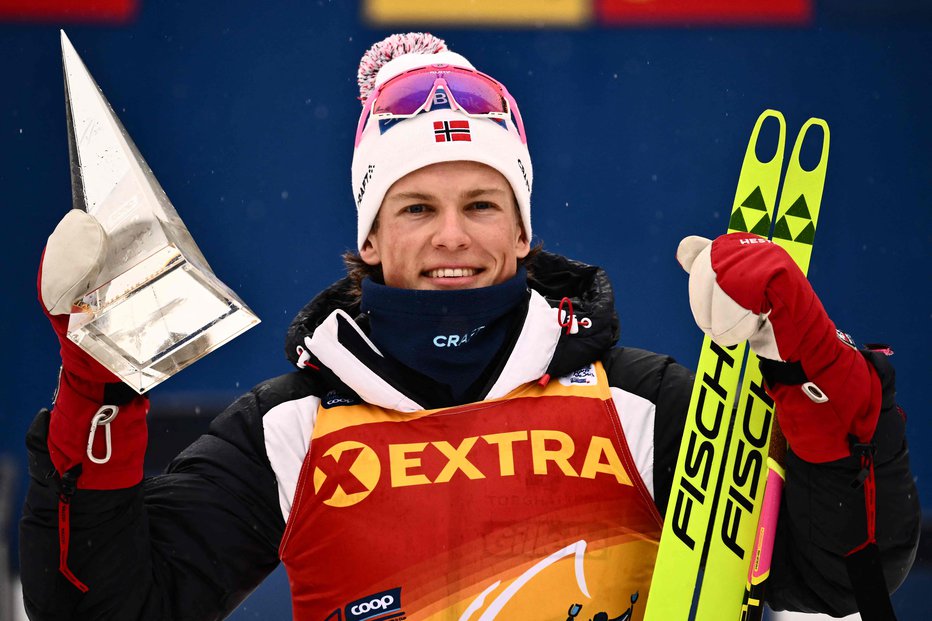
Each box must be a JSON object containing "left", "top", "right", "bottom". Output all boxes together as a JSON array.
[{"left": 434, "top": 120, "right": 471, "bottom": 142}]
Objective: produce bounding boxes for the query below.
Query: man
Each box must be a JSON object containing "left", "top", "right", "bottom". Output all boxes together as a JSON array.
[{"left": 21, "top": 32, "right": 918, "bottom": 620}]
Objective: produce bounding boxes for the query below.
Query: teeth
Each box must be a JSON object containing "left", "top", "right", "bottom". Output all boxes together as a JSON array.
[{"left": 428, "top": 268, "right": 477, "bottom": 278}]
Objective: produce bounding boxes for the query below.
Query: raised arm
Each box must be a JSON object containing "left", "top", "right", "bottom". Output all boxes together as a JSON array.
[{"left": 20, "top": 211, "right": 289, "bottom": 620}]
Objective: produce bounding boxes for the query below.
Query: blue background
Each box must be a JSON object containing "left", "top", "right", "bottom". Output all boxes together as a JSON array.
[{"left": 1, "top": 1, "right": 929, "bottom": 618}]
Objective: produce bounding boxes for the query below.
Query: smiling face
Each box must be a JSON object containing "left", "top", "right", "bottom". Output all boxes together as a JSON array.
[{"left": 360, "top": 161, "right": 530, "bottom": 290}]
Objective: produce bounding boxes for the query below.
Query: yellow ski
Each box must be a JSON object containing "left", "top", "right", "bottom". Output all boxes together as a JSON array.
[
  {"left": 736, "top": 118, "right": 830, "bottom": 621},
  {"left": 645, "top": 113, "right": 830, "bottom": 621},
  {"left": 645, "top": 109, "right": 786, "bottom": 621}
]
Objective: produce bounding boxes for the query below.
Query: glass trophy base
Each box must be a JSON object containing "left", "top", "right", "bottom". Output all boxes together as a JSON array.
[{"left": 67, "top": 245, "right": 260, "bottom": 394}]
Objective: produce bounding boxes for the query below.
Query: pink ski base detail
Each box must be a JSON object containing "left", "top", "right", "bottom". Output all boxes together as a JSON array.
[{"left": 749, "top": 468, "right": 785, "bottom": 583}]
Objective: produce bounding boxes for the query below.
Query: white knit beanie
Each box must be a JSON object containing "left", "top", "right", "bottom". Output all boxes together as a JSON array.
[{"left": 351, "top": 33, "right": 533, "bottom": 251}]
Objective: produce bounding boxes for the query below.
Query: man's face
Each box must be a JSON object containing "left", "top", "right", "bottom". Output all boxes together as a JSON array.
[{"left": 360, "top": 161, "right": 530, "bottom": 290}]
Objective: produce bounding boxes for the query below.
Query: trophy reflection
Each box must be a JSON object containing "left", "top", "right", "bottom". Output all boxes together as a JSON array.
[{"left": 61, "top": 31, "right": 260, "bottom": 393}]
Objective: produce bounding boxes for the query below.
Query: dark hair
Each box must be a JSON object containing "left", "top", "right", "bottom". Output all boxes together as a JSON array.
[{"left": 342, "top": 243, "right": 543, "bottom": 299}]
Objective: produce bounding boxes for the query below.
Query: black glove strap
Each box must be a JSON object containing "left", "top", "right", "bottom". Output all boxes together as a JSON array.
[
  {"left": 758, "top": 358, "right": 808, "bottom": 387},
  {"left": 103, "top": 381, "right": 141, "bottom": 405}
]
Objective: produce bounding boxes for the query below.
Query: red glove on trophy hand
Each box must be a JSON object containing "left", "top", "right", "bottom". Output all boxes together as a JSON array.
[
  {"left": 676, "top": 232, "right": 882, "bottom": 463},
  {"left": 39, "top": 209, "right": 148, "bottom": 490}
]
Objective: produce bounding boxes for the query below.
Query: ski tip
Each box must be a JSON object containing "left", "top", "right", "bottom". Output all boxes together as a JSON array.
[
  {"left": 790, "top": 118, "right": 830, "bottom": 174},
  {"left": 760, "top": 108, "right": 786, "bottom": 121},
  {"left": 748, "top": 109, "right": 787, "bottom": 167}
]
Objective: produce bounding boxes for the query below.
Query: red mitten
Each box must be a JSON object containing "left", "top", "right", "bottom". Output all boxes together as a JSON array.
[
  {"left": 40, "top": 210, "right": 148, "bottom": 490},
  {"left": 677, "top": 232, "right": 881, "bottom": 463}
]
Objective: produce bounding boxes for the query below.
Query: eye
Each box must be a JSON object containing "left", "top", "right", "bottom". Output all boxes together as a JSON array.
[
  {"left": 469, "top": 201, "right": 495, "bottom": 211},
  {"left": 404, "top": 204, "right": 428, "bottom": 214}
]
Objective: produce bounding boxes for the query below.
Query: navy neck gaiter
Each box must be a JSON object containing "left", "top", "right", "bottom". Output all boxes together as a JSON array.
[{"left": 360, "top": 268, "right": 528, "bottom": 402}]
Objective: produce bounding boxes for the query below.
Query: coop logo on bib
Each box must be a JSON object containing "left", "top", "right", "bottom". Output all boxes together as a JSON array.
[{"left": 344, "top": 586, "right": 404, "bottom": 621}]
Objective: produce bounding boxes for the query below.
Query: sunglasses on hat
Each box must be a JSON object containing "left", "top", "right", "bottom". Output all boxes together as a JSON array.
[{"left": 355, "top": 64, "right": 527, "bottom": 147}]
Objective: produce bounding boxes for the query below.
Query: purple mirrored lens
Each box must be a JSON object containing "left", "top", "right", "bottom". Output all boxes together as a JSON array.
[
  {"left": 443, "top": 74, "right": 507, "bottom": 114},
  {"left": 373, "top": 73, "right": 438, "bottom": 115}
]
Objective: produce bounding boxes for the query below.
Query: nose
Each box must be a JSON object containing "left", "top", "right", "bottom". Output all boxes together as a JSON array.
[{"left": 431, "top": 208, "right": 471, "bottom": 250}]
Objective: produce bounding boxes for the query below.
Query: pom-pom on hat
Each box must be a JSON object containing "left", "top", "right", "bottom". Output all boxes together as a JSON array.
[{"left": 351, "top": 33, "right": 533, "bottom": 251}]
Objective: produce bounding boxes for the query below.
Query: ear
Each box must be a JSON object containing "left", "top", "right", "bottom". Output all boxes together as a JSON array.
[
  {"left": 359, "top": 237, "right": 381, "bottom": 266},
  {"left": 515, "top": 226, "right": 530, "bottom": 259}
]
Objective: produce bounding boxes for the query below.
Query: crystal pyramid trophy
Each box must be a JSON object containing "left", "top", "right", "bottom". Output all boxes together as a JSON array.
[{"left": 61, "top": 31, "right": 260, "bottom": 393}]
